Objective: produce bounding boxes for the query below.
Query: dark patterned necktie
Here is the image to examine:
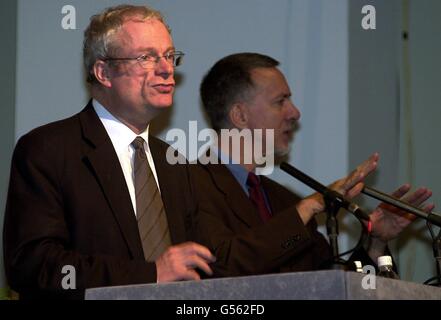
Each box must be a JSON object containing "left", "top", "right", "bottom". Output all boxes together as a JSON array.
[
  {"left": 131, "top": 136, "right": 171, "bottom": 261},
  {"left": 247, "top": 172, "right": 272, "bottom": 222}
]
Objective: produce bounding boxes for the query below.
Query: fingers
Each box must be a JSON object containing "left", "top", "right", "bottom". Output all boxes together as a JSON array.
[
  {"left": 179, "top": 269, "right": 201, "bottom": 281},
  {"left": 423, "top": 203, "right": 436, "bottom": 213},
  {"left": 173, "top": 242, "right": 217, "bottom": 269},
  {"left": 162, "top": 268, "right": 202, "bottom": 282},
  {"left": 379, "top": 185, "right": 434, "bottom": 220},
  {"left": 187, "top": 254, "right": 214, "bottom": 276},
  {"left": 346, "top": 182, "right": 364, "bottom": 199},
  {"left": 356, "top": 152, "right": 379, "bottom": 177},
  {"left": 296, "top": 194, "right": 326, "bottom": 224},
  {"left": 401, "top": 187, "right": 432, "bottom": 207},
  {"left": 402, "top": 202, "right": 436, "bottom": 220},
  {"left": 183, "top": 242, "right": 217, "bottom": 263},
  {"left": 390, "top": 184, "right": 411, "bottom": 198},
  {"left": 156, "top": 242, "right": 216, "bottom": 283},
  {"left": 341, "top": 153, "right": 379, "bottom": 192}
]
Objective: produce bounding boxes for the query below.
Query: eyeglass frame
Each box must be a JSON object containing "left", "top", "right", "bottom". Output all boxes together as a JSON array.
[{"left": 103, "top": 50, "right": 185, "bottom": 68}]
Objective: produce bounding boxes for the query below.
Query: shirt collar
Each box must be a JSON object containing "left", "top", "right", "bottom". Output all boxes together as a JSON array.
[
  {"left": 212, "top": 146, "right": 250, "bottom": 195},
  {"left": 92, "top": 99, "right": 150, "bottom": 154}
]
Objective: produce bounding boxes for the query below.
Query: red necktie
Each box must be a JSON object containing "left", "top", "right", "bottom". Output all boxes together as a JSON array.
[{"left": 247, "top": 172, "right": 272, "bottom": 222}]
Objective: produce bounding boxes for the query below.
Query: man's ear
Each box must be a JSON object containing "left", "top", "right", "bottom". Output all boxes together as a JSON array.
[
  {"left": 228, "top": 103, "right": 249, "bottom": 129},
  {"left": 93, "top": 60, "right": 112, "bottom": 88}
]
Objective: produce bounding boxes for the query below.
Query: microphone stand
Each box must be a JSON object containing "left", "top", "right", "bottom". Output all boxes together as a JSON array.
[
  {"left": 433, "top": 230, "right": 441, "bottom": 286},
  {"left": 323, "top": 191, "right": 349, "bottom": 270},
  {"left": 427, "top": 222, "right": 441, "bottom": 286}
]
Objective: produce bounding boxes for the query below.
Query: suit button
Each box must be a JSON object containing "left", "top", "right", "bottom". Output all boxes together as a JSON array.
[
  {"left": 282, "top": 240, "right": 291, "bottom": 249},
  {"left": 282, "top": 235, "right": 301, "bottom": 249}
]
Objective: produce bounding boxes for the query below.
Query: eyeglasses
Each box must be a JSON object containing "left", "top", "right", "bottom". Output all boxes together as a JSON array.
[{"left": 104, "top": 51, "right": 185, "bottom": 68}]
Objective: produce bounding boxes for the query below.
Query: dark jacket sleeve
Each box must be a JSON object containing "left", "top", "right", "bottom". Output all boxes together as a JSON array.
[{"left": 198, "top": 204, "right": 331, "bottom": 277}]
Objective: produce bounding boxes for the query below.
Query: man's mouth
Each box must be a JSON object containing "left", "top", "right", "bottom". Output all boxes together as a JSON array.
[
  {"left": 152, "top": 83, "right": 175, "bottom": 93},
  {"left": 283, "top": 128, "right": 293, "bottom": 137}
]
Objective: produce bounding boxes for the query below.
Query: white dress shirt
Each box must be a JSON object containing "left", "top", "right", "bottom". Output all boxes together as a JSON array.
[{"left": 93, "top": 99, "right": 161, "bottom": 216}]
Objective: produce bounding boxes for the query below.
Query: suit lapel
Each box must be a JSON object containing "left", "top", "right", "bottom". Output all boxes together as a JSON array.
[
  {"left": 149, "top": 137, "right": 186, "bottom": 244},
  {"left": 261, "top": 176, "right": 281, "bottom": 215},
  {"left": 261, "top": 176, "right": 299, "bottom": 216},
  {"left": 204, "top": 161, "right": 262, "bottom": 227},
  {"left": 79, "top": 102, "right": 144, "bottom": 259}
]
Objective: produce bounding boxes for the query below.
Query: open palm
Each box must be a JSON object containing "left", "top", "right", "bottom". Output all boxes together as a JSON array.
[{"left": 369, "top": 184, "right": 434, "bottom": 242}]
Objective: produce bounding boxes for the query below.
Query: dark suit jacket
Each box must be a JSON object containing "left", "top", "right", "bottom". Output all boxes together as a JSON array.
[
  {"left": 191, "top": 160, "right": 334, "bottom": 277},
  {"left": 3, "top": 101, "right": 195, "bottom": 299}
]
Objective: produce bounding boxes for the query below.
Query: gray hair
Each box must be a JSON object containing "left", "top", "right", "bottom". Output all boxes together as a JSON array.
[{"left": 83, "top": 4, "right": 169, "bottom": 84}]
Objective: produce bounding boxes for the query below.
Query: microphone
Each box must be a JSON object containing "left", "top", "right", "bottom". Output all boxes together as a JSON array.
[
  {"left": 280, "top": 162, "right": 370, "bottom": 221},
  {"left": 362, "top": 186, "right": 441, "bottom": 227}
]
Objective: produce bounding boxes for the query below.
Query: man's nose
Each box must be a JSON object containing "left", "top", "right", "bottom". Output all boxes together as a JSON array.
[
  {"left": 155, "top": 56, "right": 174, "bottom": 78},
  {"left": 286, "top": 101, "right": 301, "bottom": 121}
]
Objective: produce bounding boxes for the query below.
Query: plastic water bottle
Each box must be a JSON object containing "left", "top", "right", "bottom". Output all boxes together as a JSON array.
[{"left": 377, "top": 255, "right": 400, "bottom": 279}]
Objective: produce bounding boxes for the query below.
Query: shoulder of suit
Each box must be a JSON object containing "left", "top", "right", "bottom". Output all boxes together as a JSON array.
[
  {"left": 148, "top": 135, "right": 168, "bottom": 150},
  {"left": 149, "top": 136, "right": 189, "bottom": 165},
  {"left": 15, "top": 111, "right": 81, "bottom": 153}
]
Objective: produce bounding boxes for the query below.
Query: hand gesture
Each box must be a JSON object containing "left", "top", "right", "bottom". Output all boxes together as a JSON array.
[
  {"left": 369, "top": 184, "right": 435, "bottom": 243},
  {"left": 297, "top": 153, "right": 379, "bottom": 224},
  {"left": 156, "top": 242, "right": 216, "bottom": 282}
]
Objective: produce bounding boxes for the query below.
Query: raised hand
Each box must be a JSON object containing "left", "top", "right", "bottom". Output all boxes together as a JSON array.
[
  {"left": 369, "top": 184, "right": 435, "bottom": 243},
  {"left": 332, "top": 152, "right": 379, "bottom": 199},
  {"left": 296, "top": 153, "right": 379, "bottom": 224}
]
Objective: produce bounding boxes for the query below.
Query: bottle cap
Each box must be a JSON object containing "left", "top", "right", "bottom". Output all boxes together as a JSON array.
[
  {"left": 353, "top": 260, "right": 363, "bottom": 272},
  {"left": 377, "top": 255, "right": 393, "bottom": 267}
]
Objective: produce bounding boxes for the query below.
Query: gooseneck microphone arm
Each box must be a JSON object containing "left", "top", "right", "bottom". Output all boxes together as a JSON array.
[
  {"left": 279, "top": 162, "right": 370, "bottom": 222},
  {"left": 361, "top": 186, "right": 441, "bottom": 227}
]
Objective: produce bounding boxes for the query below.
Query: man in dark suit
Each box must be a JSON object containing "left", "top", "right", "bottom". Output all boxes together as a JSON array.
[
  {"left": 3, "top": 4, "right": 214, "bottom": 299},
  {"left": 192, "top": 52, "right": 434, "bottom": 277}
]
